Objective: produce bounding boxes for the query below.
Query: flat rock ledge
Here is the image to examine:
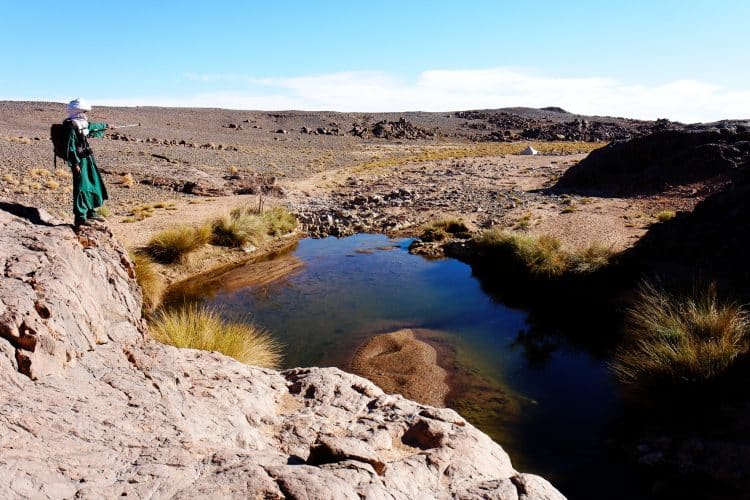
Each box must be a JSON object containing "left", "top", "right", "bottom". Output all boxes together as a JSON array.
[{"left": 0, "top": 201, "right": 564, "bottom": 499}]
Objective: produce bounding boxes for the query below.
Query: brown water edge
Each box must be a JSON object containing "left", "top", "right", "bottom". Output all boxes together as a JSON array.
[
  {"left": 162, "top": 239, "right": 302, "bottom": 307},
  {"left": 346, "top": 325, "right": 524, "bottom": 448}
]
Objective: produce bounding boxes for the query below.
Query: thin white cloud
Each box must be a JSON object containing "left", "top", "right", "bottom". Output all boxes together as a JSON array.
[{"left": 103, "top": 68, "right": 750, "bottom": 123}]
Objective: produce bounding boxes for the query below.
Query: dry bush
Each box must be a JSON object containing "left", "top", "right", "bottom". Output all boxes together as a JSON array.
[
  {"left": 148, "top": 304, "right": 282, "bottom": 368},
  {"left": 121, "top": 173, "right": 135, "bottom": 188},
  {"left": 612, "top": 282, "right": 750, "bottom": 389},
  {"left": 146, "top": 224, "right": 211, "bottom": 263},
  {"left": 96, "top": 206, "right": 111, "bottom": 218},
  {"left": 44, "top": 179, "right": 60, "bottom": 190}
]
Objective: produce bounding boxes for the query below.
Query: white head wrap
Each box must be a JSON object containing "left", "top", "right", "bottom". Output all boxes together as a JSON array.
[{"left": 67, "top": 98, "right": 91, "bottom": 135}]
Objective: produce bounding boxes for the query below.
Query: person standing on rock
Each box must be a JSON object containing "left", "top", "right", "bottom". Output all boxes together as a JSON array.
[{"left": 65, "top": 98, "right": 110, "bottom": 227}]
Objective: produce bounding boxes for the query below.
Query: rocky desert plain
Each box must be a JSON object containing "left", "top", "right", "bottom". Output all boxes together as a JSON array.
[{"left": 1, "top": 100, "right": 750, "bottom": 499}]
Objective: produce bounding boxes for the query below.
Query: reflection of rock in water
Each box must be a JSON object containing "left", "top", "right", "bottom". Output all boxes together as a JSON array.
[
  {"left": 164, "top": 254, "right": 303, "bottom": 306},
  {"left": 352, "top": 329, "right": 449, "bottom": 407}
]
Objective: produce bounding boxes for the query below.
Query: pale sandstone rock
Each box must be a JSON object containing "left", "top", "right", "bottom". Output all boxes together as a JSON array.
[{"left": 0, "top": 202, "right": 565, "bottom": 499}]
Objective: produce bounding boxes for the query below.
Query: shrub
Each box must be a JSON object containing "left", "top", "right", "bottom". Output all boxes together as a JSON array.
[
  {"left": 212, "top": 212, "right": 267, "bottom": 248},
  {"left": 612, "top": 282, "right": 750, "bottom": 389},
  {"left": 2, "top": 174, "right": 19, "bottom": 186},
  {"left": 477, "top": 230, "right": 569, "bottom": 277},
  {"left": 477, "top": 230, "right": 614, "bottom": 278},
  {"left": 44, "top": 179, "right": 60, "bottom": 190},
  {"left": 570, "top": 243, "right": 613, "bottom": 273},
  {"left": 212, "top": 206, "right": 297, "bottom": 247},
  {"left": 148, "top": 304, "right": 282, "bottom": 368},
  {"left": 96, "top": 206, "right": 111, "bottom": 218},
  {"left": 121, "top": 173, "right": 135, "bottom": 188},
  {"left": 264, "top": 206, "right": 297, "bottom": 236},
  {"left": 420, "top": 218, "right": 470, "bottom": 242},
  {"left": 132, "top": 253, "right": 165, "bottom": 313},
  {"left": 54, "top": 168, "right": 72, "bottom": 179},
  {"left": 146, "top": 224, "right": 211, "bottom": 263},
  {"left": 656, "top": 210, "right": 676, "bottom": 222}
]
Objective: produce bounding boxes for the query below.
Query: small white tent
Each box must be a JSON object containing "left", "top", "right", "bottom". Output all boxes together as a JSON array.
[{"left": 520, "top": 146, "right": 539, "bottom": 156}]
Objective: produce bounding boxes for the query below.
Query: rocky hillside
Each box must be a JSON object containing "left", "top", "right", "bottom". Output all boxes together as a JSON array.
[
  {"left": 0, "top": 201, "right": 563, "bottom": 499},
  {"left": 552, "top": 126, "right": 750, "bottom": 300},
  {"left": 553, "top": 125, "right": 750, "bottom": 196}
]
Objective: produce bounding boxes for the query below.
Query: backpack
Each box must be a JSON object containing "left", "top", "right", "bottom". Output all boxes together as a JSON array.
[{"left": 50, "top": 120, "right": 72, "bottom": 168}]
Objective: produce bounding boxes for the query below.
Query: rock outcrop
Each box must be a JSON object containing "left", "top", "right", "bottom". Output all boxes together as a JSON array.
[
  {"left": 0, "top": 201, "right": 564, "bottom": 499},
  {"left": 554, "top": 128, "right": 750, "bottom": 195}
]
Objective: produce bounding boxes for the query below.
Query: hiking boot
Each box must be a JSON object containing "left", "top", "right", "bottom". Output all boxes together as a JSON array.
[
  {"left": 74, "top": 219, "right": 94, "bottom": 228},
  {"left": 88, "top": 214, "right": 106, "bottom": 222}
]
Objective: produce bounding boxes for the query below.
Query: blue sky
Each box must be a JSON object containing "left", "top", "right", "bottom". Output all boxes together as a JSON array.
[{"left": 3, "top": 1, "right": 749, "bottom": 121}]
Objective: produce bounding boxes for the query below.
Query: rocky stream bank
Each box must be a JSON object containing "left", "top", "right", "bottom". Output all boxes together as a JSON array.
[{"left": 0, "top": 201, "right": 564, "bottom": 499}]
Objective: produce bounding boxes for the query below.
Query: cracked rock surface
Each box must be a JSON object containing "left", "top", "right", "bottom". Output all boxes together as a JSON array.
[{"left": 0, "top": 201, "right": 564, "bottom": 499}]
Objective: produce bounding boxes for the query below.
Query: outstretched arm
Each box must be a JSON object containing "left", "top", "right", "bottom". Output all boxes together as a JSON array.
[{"left": 88, "top": 122, "right": 109, "bottom": 139}]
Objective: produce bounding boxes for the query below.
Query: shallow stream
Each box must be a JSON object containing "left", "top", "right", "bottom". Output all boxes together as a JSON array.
[{"left": 181, "top": 234, "right": 648, "bottom": 499}]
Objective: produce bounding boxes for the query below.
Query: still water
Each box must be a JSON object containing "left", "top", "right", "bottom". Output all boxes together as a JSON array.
[{"left": 195, "top": 234, "right": 645, "bottom": 499}]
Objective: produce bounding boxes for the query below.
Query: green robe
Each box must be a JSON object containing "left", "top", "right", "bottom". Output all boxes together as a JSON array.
[{"left": 66, "top": 122, "right": 109, "bottom": 222}]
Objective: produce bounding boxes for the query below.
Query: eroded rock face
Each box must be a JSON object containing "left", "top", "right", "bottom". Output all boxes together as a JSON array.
[{"left": 0, "top": 202, "right": 564, "bottom": 499}]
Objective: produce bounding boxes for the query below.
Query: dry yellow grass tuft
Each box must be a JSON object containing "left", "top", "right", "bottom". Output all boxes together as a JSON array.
[
  {"left": 2, "top": 174, "right": 19, "bottom": 186},
  {"left": 54, "top": 168, "right": 73, "bottom": 179},
  {"left": 612, "top": 282, "right": 750, "bottom": 389},
  {"left": 132, "top": 253, "right": 166, "bottom": 313},
  {"left": 146, "top": 224, "right": 212, "bottom": 263},
  {"left": 211, "top": 206, "right": 297, "bottom": 248},
  {"left": 31, "top": 168, "right": 52, "bottom": 178},
  {"left": 44, "top": 179, "right": 60, "bottom": 190},
  {"left": 477, "top": 229, "right": 613, "bottom": 277},
  {"left": 121, "top": 173, "right": 135, "bottom": 188},
  {"left": 148, "top": 304, "right": 282, "bottom": 368}
]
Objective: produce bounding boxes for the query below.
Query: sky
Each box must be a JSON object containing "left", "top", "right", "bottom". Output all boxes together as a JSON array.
[{"left": 2, "top": 0, "right": 749, "bottom": 122}]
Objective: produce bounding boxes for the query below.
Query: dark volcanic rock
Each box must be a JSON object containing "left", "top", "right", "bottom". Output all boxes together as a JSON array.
[{"left": 555, "top": 129, "right": 750, "bottom": 195}]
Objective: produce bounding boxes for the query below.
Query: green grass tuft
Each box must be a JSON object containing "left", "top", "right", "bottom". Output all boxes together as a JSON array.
[
  {"left": 656, "top": 210, "right": 677, "bottom": 222},
  {"left": 476, "top": 229, "right": 613, "bottom": 278},
  {"left": 477, "top": 230, "right": 569, "bottom": 277},
  {"left": 264, "top": 206, "right": 297, "bottom": 236},
  {"left": 212, "top": 205, "right": 297, "bottom": 247},
  {"left": 420, "top": 218, "right": 471, "bottom": 242},
  {"left": 146, "top": 224, "right": 211, "bottom": 263},
  {"left": 612, "top": 282, "right": 750, "bottom": 389},
  {"left": 148, "top": 304, "right": 282, "bottom": 368}
]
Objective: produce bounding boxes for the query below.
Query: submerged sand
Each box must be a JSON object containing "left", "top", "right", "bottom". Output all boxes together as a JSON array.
[{"left": 351, "top": 329, "right": 449, "bottom": 407}]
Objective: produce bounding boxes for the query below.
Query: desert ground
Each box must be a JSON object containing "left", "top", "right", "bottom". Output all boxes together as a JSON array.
[{"left": 0, "top": 101, "right": 698, "bottom": 262}]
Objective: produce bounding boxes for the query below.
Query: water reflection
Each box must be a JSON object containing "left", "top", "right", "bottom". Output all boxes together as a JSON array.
[{"left": 167, "top": 234, "right": 645, "bottom": 500}]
